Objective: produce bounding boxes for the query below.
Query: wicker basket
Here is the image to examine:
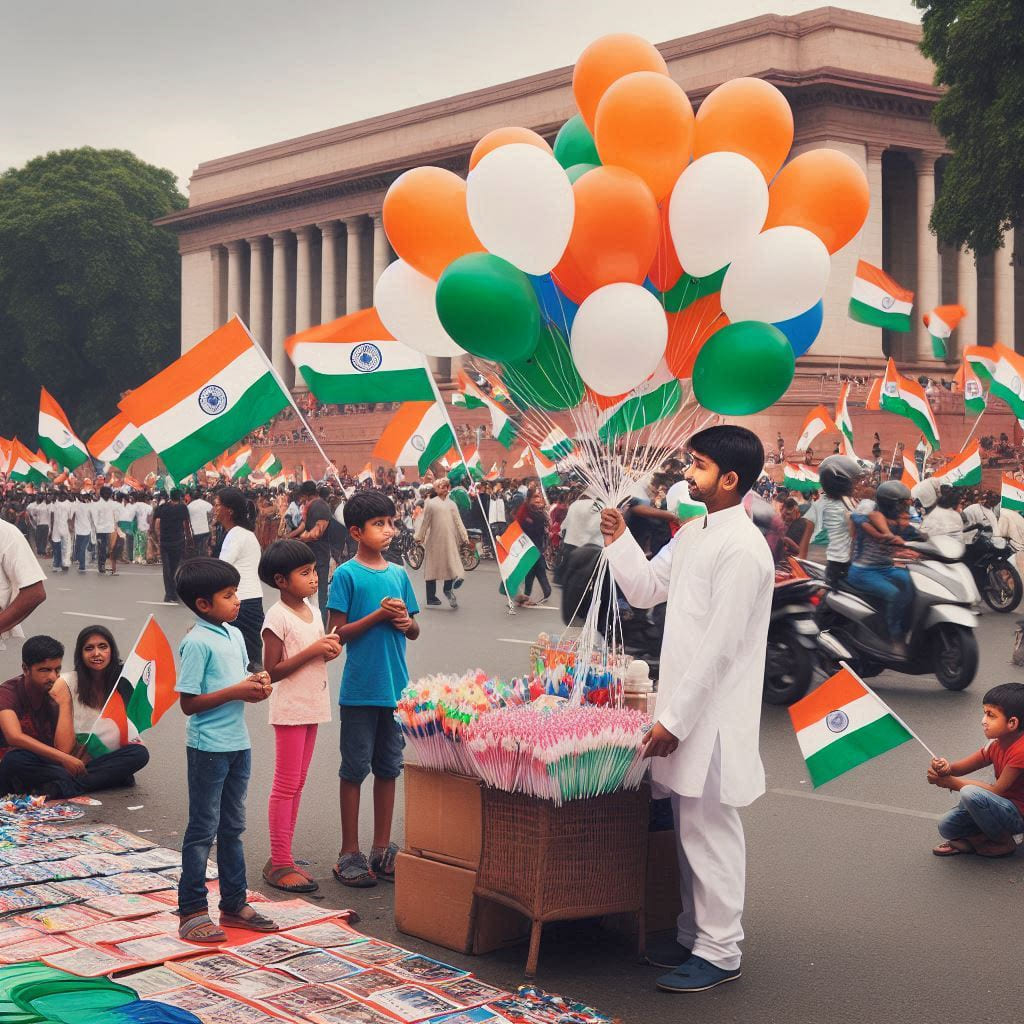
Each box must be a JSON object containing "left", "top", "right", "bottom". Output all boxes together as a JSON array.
[{"left": 470, "top": 785, "right": 649, "bottom": 976}]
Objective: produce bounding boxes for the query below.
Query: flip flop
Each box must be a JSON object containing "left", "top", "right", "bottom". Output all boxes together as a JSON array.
[
  {"left": 219, "top": 904, "right": 279, "bottom": 931},
  {"left": 932, "top": 839, "right": 976, "bottom": 857}
]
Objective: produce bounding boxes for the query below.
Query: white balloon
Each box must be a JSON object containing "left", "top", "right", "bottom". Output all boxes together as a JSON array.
[
  {"left": 374, "top": 259, "right": 464, "bottom": 358},
  {"left": 668, "top": 152, "right": 768, "bottom": 278},
  {"left": 720, "top": 226, "right": 831, "bottom": 323},
  {"left": 570, "top": 284, "right": 667, "bottom": 396},
  {"left": 466, "top": 144, "right": 575, "bottom": 275}
]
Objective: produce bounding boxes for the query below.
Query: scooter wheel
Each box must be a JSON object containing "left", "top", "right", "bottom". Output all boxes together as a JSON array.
[
  {"left": 763, "top": 630, "right": 814, "bottom": 705},
  {"left": 929, "top": 623, "right": 979, "bottom": 691},
  {"left": 981, "top": 563, "right": 1023, "bottom": 613}
]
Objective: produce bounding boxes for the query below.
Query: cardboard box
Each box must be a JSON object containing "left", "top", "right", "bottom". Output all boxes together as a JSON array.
[
  {"left": 404, "top": 764, "right": 482, "bottom": 870},
  {"left": 394, "top": 851, "right": 529, "bottom": 955}
]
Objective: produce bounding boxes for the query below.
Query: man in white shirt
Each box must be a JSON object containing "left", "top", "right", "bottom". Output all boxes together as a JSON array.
[
  {"left": 49, "top": 494, "right": 72, "bottom": 572},
  {"left": 26, "top": 499, "right": 49, "bottom": 556},
  {"left": 72, "top": 496, "right": 94, "bottom": 573},
  {"left": 185, "top": 493, "right": 213, "bottom": 556},
  {"left": 0, "top": 519, "right": 46, "bottom": 652},
  {"left": 91, "top": 487, "right": 120, "bottom": 575},
  {"left": 133, "top": 496, "right": 153, "bottom": 564},
  {"left": 963, "top": 490, "right": 1000, "bottom": 537},
  {"left": 602, "top": 426, "right": 774, "bottom": 994}
]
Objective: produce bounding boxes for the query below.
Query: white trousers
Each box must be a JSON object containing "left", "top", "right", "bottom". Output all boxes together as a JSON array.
[{"left": 670, "top": 739, "right": 746, "bottom": 970}]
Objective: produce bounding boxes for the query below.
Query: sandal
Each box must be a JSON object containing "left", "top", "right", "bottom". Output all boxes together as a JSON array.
[
  {"left": 932, "top": 839, "right": 976, "bottom": 857},
  {"left": 219, "top": 903, "right": 279, "bottom": 931},
  {"left": 178, "top": 912, "right": 226, "bottom": 944},
  {"left": 263, "top": 862, "right": 318, "bottom": 893},
  {"left": 332, "top": 851, "right": 377, "bottom": 888},
  {"left": 368, "top": 842, "right": 399, "bottom": 883}
]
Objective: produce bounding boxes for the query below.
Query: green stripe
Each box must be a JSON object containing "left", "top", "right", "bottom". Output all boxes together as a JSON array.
[
  {"left": 453, "top": 392, "right": 487, "bottom": 409},
  {"left": 156, "top": 372, "right": 288, "bottom": 482},
  {"left": 598, "top": 381, "right": 681, "bottom": 442},
  {"left": 502, "top": 547, "right": 539, "bottom": 593},
  {"left": 805, "top": 715, "right": 913, "bottom": 787},
  {"left": 1002, "top": 495, "right": 1024, "bottom": 512},
  {"left": 39, "top": 437, "right": 89, "bottom": 471},
  {"left": 661, "top": 266, "right": 728, "bottom": 313},
  {"left": 880, "top": 393, "right": 939, "bottom": 449},
  {"left": 261, "top": 456, "right": 283, "bottom": 476},
  {"left": 848, "top": 298, "right": 912, "bottom": 331},
  {"left": 496, "top": 419, "right": 517, "bottom": 449},
  {"left": 541, "top": 438, "right": 573, "bottom": 459},
  {"left": 108, "top": 435, "right": 153, "bottom": 472},
  {"left": 299, "top": 365, "right": 434, "bottom": 404},
  {"left": 77, "top": 731, "right": 115, "bottom": 759},
  {"left": 945, "top": 465, "right": 981, "bottom": 487},
  {"left": 965, "top": 397, "right": 986, "bottom": 415},
  {"left": 10, "top": 466, "right": 49, "bottom": 484},
  {"left": 417, "top": 423, "right": 456, "bottom": 475},
  {"left": 126, "top": 682, "right": 154, "bottom": 734},
  {"left": 930, "top": 334, "right": 947, "bottom": 359}
]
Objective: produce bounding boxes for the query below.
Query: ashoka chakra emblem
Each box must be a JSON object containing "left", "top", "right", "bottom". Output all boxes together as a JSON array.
[
  {"left": 411, "top": 434, "right": 426, "bottom": 452},
  {"left": 351, "top": 343, "right": 382, "bottom": 373},
  {"left": 825, "top": 710, "right": 850, "bottom": 734},
  {"left": 198, "top": 384, "right": 228, "bottom": 415},
  {"left": 881, "top": 294, "right": 895, "bottom": 309}
]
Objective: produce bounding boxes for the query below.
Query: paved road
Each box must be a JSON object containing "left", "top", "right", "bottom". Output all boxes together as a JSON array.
[{"left": 1, "top": 552, "right": 1019, "bottom": 1024}]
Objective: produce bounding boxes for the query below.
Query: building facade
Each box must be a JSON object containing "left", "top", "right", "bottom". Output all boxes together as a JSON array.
[{"left": 158, "top": 6, "right": 1021, "bottom": 392}]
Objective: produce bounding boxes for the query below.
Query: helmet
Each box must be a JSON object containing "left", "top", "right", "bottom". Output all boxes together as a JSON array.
[
  {"left": 875, "top": 480, "right": 911, "bottom": 518},
  {"left": 817, "top": 455, "right": 862, "bottom": 498}
]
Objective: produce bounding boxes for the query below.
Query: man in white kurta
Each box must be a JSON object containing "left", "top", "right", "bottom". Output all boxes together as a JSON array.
[{"left": 602, "top": 426, "right": 774, "bottom": 993}]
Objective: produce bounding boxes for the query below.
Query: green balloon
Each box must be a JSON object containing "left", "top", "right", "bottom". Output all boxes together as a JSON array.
[
  {"left": 565, "top": 162, "right": 600, "bottom": 184},
  {"left": 660, "top": 265, "right": 728, "bottom": 313},
  {"left": 553, "top": 115, "right": 601, "bottom": 170},
  {"left": 504, "top": 322, "right": 584, "bottom": 411},
  {"left": 692, "top": 321, "right": 794, "bottom": 415},
  {"left": 449, "top": 486, "right": 471, "bottom": 512},
  {"left": 435, "top": 253, "right": 540, "bottom": 363}
]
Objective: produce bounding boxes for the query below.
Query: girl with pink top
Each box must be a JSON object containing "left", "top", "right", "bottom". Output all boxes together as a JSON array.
[{"left": 258, "top": 540, "right": 342, "bottom": 892}]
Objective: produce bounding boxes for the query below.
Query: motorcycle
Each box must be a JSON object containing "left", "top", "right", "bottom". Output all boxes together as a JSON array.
[
  {"left": 961, "top": 522, "right": 1023, "bottom": 613},
  {"left": 803, "top": 534, "right": 980, "bottom": 691}
]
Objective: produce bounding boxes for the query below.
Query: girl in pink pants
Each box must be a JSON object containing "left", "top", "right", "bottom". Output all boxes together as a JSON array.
[{"left": 259, "top": 540, "right": 342, "bottom": 892}]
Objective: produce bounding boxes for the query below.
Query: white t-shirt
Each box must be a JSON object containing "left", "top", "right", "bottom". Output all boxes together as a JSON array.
[
  {"left": 263, "top": 599, "right": 332, "bottom": 726},
  {"left": 91, "top": 499, "right": 119, "bottom": 534},
  {"left": 187, "top": 498, "right": 212, "bottom": 536},
  {"left": 73, "top": 503, "right": 95, "bottom": 536},
  {"left": 488, "top": 497, "right": 507, "bottom": 524},
  {"left": 0, "top": 520, "right": 46, "bottom": 649},
  {"left": 562, "top": 497, "right": 603, "bottom": 547},
  {"left": 134, "top": 501, "right": 153, "bottom": 531},
  {"left": 219, "top": 526, "right": 263, "bottom": 601}
]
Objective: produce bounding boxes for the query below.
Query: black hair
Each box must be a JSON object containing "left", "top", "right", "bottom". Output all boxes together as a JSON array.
[
  {"left": 100, "top": 486, "right": 112, "bottom": 500},
  {"left": 73, "top": 625, "right": 123, "bottom": 710},
  {"left": 169, "top": 488, "right": 182, "bottom": 501},
  {"left": 299, "top": 480, "right": 318, "bottom": 496},
  {"left": 982, "top": 683, "right": 1024, "bottom": 726},
  {"left": 344, "top": 490, "right": 396, "bottom": 530},
  {"left": 216, "top": 486, "right": 256, "bottom": 530},
  {"left": 258, "top": 539, "right": 317, "bottom": 588},
  {"left": 174, "top": 557, "right": 241, "bottom": 615},
  {"left": 687, "top": 425, "right": 765, "bottom": 496},
  {"left": 937, "top": 486, "right": 961, "bottom": 510},
  {"left": 318, "top": 485, "right": 331, "bottom": 501},
  {"left": 22, "top": 635, "right": 64, "bottom": 667}
]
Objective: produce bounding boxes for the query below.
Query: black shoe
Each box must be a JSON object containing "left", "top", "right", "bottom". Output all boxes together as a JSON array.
[
  {"left": 426, "top": 597, "right": 442, "bottom": 607},
  {"left": 453, "top": 578, "right": 464, "bottom": 590}
]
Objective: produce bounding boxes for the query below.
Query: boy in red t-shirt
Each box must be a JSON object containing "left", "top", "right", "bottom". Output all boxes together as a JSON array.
[{"left": 929, "top": 683, "right": 1024, "bottom": 858}]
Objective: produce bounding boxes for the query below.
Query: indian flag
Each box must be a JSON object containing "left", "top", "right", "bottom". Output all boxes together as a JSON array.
[
  {"left": 358, "top": 462, "right": 374, "bottom": 484},
  {"left": 533, "top": 449, "right": 560, "bottom": 488},
  {"left": 374, "top": 401, "right": 455, "bottom": 475},
  {"left": 256, "top": 452, "right": 282, "bottom": 477},
  {"left": 223, "top": 447, "right": 252, "bottom": 480},
  {"left": 835, "top": 382, "right": 855, "bottom": 449},
  {"left": 487, "top": 397, "right": 519, "bottom": 449},
  {"left": 1000, "top": 474, "right": 1024, "bottom": 513},
  {"left": 796, "top": 406, "right": 835, "bottom": 453},
  {"left": 38, "top": 389, "right": 89, "bottom": 471},
  {"left": 87, "top": 412, "right": 153, "bottom": 472},
  {"left": 964, "top": 343, "right": 1024, "bottom": 423},
  {"left": 452, "top": 371, "right": 488, "bottom": 410},
  {"left": 78, "top": 617, "right": 177, "bottom": 758},
  {"left": 784, "top": 464, "right": 820, "bottom": 493},
  {"left": 0, "top": 438, "right": 10, "bottom": 475},
  {"left": 119, "top": 317, "right": 289, "bottom": 483},
  {"left": 285, "top": 307, "right": 433, "bottom": 404},
  {"left": 485, "top": 462, "right": 500, "bottom": 481},
  {"left": 900, "top": 455, "right": 920, "bottom": 489},
  {"left": 789, "top": 666, "right": 914, "bottom": 787},
  {"left": 879, "top": 358, "right": 939, "bottom": 450},
  {"left": 8, "top": 439, "right": 52, "bottom": 484},
  {"left": 496, "top": 521, "right": 540, "bottom": 594},
  {"left": 596, "top": 363, "right": 681, "bottom": 443},
  {"left": 448, "top": 447, "right": 483, "bottom": 484},
  {"left": 955, "top": 359, "right": 986, "bottom": 416},
  {"left": 923, "top": 304, "right": 967, "bottom": 360},
  {"left": 538, "top": 427, "right": 574, "bottom": 461},
  {"left": 933, "top": 442, "right": 982, "bottom": 488},
  {"left": 848, "top": 260, "right": 913, "bottom": 331}
]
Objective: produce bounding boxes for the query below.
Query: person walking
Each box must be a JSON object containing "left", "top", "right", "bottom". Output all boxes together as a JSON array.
[
  {"left": 49, "top": 492, "right": 72, "bottom": 573},
  {"left": 415, "top": 478, "right": 468, "bottom": 608},
  {"left": 153, "top": 489, "right": 192, "bottom": 603},
  {"left": 92, "top": 487, "right": 119, "bottom": 575},
  {"left": 289, "top": 481, "right": 333, "bottom": 623},
  {"left": 215, "top": 487, "right": 265, "bottom": 670},
  {"left": 513, "top": 486, "right": 552, "bottom": 606},
  {"left": 72, "top": 495, "right": 94, "bottom": 574},
  {"left": 187, "top": 491, "right": 213, "bottom": 557},
  {"left": 133, "top": 493, "right": 153, "bottom": 565}
]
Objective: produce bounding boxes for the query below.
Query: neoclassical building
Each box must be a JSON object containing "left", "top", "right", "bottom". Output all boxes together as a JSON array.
[{"left": 158, "top": 6, "right": 1021, "bottom": 393}]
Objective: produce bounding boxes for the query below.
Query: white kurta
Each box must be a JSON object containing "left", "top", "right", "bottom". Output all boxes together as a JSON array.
[{"left": 605, "top": 502, "right": 774, "bottom": 807}]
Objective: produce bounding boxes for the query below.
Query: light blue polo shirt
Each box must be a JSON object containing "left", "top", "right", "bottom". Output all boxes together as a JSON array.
[{"left": 175, "top": 618, "right": 251, "bottom": 752}]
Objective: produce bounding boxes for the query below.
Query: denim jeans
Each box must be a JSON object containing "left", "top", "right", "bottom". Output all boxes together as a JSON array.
[
  {"left": 0, "top": 744, "right": 149, "bottom": 797},
  {"left": 847, "top": 563, "right": 913, "bottom": 639},
  {"left": 938, "top": 785, "right": 1024, "bottom": 841},
  {"left": 52, "top": 540, "right": 64, "bottom": 570},
  {"left": 178, "top": 747, "right": 251, "bottom": 917},
  {"left": 74, "top": 534, "right": 90, "bottom": 571}
]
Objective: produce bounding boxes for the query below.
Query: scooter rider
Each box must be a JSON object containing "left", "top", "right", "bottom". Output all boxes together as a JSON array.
[
  {"left": 817, "top": 455, "right": 863, "bottom": 587},
  {"left": 848, "top": 481, "right": 916, "bottom": 655}
]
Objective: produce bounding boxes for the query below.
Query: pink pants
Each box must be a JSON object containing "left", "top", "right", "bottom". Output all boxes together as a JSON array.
[{"left": 268, "top": 723, "right": 318, "bottom": 866}]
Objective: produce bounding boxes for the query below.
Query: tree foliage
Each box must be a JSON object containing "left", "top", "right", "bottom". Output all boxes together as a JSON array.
[
  {"left": 0, "top": 147, "right": 186, "bottom": 444},
  {"left": 915, "top": 0, "right": 1024, "bottom": 256}
]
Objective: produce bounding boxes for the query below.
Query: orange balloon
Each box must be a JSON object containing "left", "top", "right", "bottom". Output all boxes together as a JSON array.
[
  {"left": 584, "top": 385, "right": 628, "bottom": 410},
  {"left": 665, "top": 293, "right": 728, "bottom": 379},
  {"left": 382, "top": 166, "right": 483, "bottom": 280},
  {"left": 573, "top": 33, "right": 669, "bottom": 133},
  {"left": 552, "top": 166, "right": 659, "bottom": 304},
  {"left": 595, "top": 72, "right": 694, "bottom": 202},
  {"left": 649, "top": 199, "right": 682, "bottom": 292},
  {"left": 763, "top": 149, "right": 870, "bottom": 254},
  {"left": 469, "top": 127, "right": 551, "bottom": 171},
  {"left": 693, "top": 77, "right": 794, "bottom": 181}
]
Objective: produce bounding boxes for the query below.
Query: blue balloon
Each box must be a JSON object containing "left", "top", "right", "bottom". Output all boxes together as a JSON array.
[
  {"left": 529, "top": 274, "right": 578, "bottom": 335},
  {"left": 773, "top": 300, "right": 824, "bottom": 358}
]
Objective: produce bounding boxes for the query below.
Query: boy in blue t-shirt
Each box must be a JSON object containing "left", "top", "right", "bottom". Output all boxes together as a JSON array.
[
  {"left": 327, "top": 491, "right": 419, "bottom": 887},
  {"left": 174, "top": 557, "right": 278, "bottom": 942}
]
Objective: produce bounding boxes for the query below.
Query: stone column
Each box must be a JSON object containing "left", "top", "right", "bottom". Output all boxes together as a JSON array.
[
  {"left": 318, "top": 220, "right": 341, "bottom": 323},
  {"left": 914, "top": 152, "right": 941, "bottom": 362},
  {"left": 345, "top": 216, "right": 365, "bottom": 314},
  {"left": 246, "top": 236, "right": 271, "bottom": 354},
  {"left": 862, "top": 144, "right": 885, "bottom": 266},
  {"left": 956, "top": 247, "right": 978, "bottom": 353},
  {"left": 994, "top": 227, "right": 1016, "bottom": 346},
  {"left": 210, "top": 245, "right": 227, "bottom": 330},
  {"left": 270, "top": 231, "right": 292, "bottom": 388},
  {"left": 225, "top": 240, "right": 247, "bottom": 323},
  {"left": 294, "top": 225, "right": 315, "bottom": 334},
  {"left": 372, "top": 213, "right": 390, "bottom": 287}
]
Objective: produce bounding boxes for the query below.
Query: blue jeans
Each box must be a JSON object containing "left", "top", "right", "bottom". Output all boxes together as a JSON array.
[
  {"left": 74, "top": 534, "right": 90, "bottom": 571},
  {"left": 939, "top": 785, "right": 1024, "bottom": 842},
  {"left": 178, "top": 747, "right": 250, "bottom": 917},
  {"left": 52, "top": 540, "right": 64, "bottom": 570},
  {"left": 847, "top": 564, "right": 913, "bottom": 639}
]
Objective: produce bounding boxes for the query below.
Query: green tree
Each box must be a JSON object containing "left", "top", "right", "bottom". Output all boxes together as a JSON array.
[
  {"left": 915, "top": 0, "right": 1024, "bottom": 255},
  {"left": 0, "top": 147, "right": 186, "bottom": 446}
]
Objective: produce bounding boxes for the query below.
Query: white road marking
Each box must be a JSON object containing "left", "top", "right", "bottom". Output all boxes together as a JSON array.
[
  {"left": 770, "top": 787, "right": 943, "bottom": 821},
  {"left": 64, "top": 611, "right": 125, "bottom": 622}
]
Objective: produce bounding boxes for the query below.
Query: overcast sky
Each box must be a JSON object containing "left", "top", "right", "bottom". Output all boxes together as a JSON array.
[{"left": 2, "top": 0, "right": 920, "bottom": 193}]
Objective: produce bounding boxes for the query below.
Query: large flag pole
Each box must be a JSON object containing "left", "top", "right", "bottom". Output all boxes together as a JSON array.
[{"left": 958, "top": 409, "right": 986, "bottom": 454}]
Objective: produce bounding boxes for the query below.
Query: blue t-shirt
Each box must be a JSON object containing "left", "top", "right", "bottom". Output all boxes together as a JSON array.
[
  {"left": 327, "top": 559, "right": 419, "bottom": 707},
  {"left": 175, "top": 618, "right": 251, "bottom": 752}
]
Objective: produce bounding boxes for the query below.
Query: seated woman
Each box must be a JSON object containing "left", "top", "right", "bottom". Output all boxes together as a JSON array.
[{"left": 54, "top": 625, "right": 150, "bottom": 786}]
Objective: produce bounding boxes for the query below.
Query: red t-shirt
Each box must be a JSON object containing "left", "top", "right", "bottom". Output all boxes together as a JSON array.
[
  {"left": 0, "top": 675, "right": 59, "bottom": 755},
  {"left": 979, "top": 734, "right": 1024, "bottom": 815}
]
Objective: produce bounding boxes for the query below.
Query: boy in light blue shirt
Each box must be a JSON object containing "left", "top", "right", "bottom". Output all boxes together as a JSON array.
[
  {"left": 174, "top": 557, "right": 278, "bottom": 943},
  {"left": 327, "top": 491, "right": 419, "bottom": 887}
]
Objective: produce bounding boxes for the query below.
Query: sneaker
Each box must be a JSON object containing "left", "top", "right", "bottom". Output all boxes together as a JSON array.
[
  {"left": 644, "top": 935, "right": 693, "bottom": 969},
  {"left": 332, "top": 851, "right": 377, "bottom": 888},
  {"left": 368, "top": 842, "right": 399, "bottom": 882},
  {"left": 452, "top": 578, "right": 464, "bottom": 590},
  {"left": 656, "top": 955, "right": 741, "bottom": 993},
  {"left": 447, "top": 593, "right": 458, "bottom": 609}
]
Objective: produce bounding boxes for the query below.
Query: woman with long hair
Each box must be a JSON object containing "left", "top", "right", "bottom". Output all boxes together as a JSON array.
[
  {"left": 215, "top": 486, "right": 265, "bottom": 669},
  {"left": 514, "top": 485, "right": 552, "bottom": 606},
  {"left": 52, "top": 625, "right": 150, "bottom": 787}
]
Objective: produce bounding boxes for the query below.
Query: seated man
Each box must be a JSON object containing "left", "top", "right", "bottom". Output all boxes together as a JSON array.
[{"left": 0, "top": 635, "right": 148, "bottom": 797}]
